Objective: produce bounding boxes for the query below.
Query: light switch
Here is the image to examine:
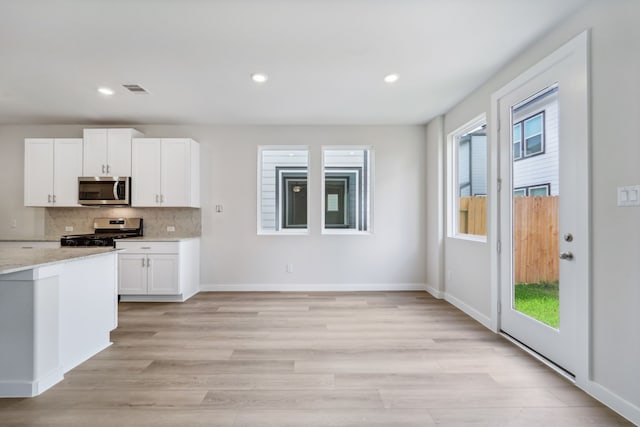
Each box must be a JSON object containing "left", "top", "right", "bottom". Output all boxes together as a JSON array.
[
  {"left": 617, "top": 185, "right": 640, "bottom": 207},
  {"left": 215, "top": 204, "right": 223, "bottom": 213}
]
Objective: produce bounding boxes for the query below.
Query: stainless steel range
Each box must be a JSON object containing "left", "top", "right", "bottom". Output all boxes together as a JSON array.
[{"left": 60, "top": 218, "right": 143, "bottom": 247}]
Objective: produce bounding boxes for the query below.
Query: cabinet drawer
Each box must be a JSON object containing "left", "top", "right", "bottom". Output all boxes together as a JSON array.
[{"left": 115, "top": 241, "right": 179, "bottom": 254}]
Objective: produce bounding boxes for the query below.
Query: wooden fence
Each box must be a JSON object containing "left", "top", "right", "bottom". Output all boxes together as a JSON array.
[
  {"left": 459, "top": 196, "right": 558, "bottom": 283},
  {"left": 458, "top": 196, "right": 487, "bottom": 236}
]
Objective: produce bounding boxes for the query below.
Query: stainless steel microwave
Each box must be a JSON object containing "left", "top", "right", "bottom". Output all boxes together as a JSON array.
[{"left": 78, "top": 177, "right": 131, "bottom": 206}]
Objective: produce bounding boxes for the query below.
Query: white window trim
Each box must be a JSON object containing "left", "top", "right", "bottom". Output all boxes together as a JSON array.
[
  {"left": 257, "top": 145, "right": 310, "bottom": 236},
  {"left": 447, "top": 113, "right": 488, "bottom": 243},
  {"left": 321, "top": 145, "right": 374, "bottom": 235}
]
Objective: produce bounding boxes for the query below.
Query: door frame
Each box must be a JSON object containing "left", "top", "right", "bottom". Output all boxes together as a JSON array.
[{"left": 489, "top": 30, "right": 590, "bottom": 384}]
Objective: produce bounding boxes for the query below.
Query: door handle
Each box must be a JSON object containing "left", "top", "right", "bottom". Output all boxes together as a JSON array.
[
  {"left": 560, "top": 251, "right": 574, "bottom": 260},
  {"left": 113, "top": 182, "right": 120, "bottom": 200}
]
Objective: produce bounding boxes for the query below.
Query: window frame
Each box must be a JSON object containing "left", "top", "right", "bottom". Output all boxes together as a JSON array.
[
  {"left": 321, "top": 146, "right": 373, "bottom": 235},
  {"left": 447, "top": 113, "right": 488, "bottom": 242},
  {"left": 513, "top": 111, "right": 545, "bottom": 160},
  {"left": 257, "top": 145, "right": 310, "bottom": 236},
  {"left": 514, "top": 183, "right": 551, "bottom": 197}
]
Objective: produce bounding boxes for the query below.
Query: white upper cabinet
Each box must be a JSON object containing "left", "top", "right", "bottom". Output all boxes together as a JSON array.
[
  {"left": 131, "top": 138, "right": 162, "bottom": 206},
  {"left": 24, "top": 138, "right": 83, "bottom": 207},
  {"left": 131, "top": 138, "right": 200, "bottom": 207},
  {"left": 83, "top": 128, "right": 143, "bottom": 176}
]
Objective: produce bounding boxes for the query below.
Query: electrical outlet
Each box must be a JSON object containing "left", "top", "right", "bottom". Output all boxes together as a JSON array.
[
  {"left": 10, "top": 219, "right": 17, "bottom": 228},
  {"left": 216, "top": 204, "right": 224, "bottom": 213},
  {"left": 167, "top": 226, "right": 176, "bottom": 232},
  {"left": 65, "top": 226, "right": 73, "bottom": 232},
  {"left": 286, "top": 263, "right": 294, "bottom": 273}
]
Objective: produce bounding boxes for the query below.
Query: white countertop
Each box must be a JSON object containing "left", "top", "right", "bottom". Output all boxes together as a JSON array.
[
  {"left": 0, "top": 238, "right": 60, "bottom": 242},
  {"left": 0, "top": 247, "right": 120, "bottom": 275}
]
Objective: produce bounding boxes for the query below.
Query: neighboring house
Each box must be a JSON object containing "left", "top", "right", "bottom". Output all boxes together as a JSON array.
[
  {"left": 458, "top": 128, "right": 487, "bottom": 197},
  {"left": 457, "top": 86, "right": 558, "bottom": 200},
  {"left": 512, "top": 86, "right": 559, "bottom": 196}
]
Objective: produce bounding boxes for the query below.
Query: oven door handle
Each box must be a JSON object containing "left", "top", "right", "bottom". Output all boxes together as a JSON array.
[{"left": 113, "top": 181, "right": 120, "bottom": 200}]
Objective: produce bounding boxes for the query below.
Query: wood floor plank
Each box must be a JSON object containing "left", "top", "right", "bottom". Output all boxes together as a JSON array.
[
  {"left": 202, "top": 389, "right": 384, "bottom": 410},
  {"left": 233, "top": 409, "right": 436, "bottom": 426},
  {"left": 0, "top": 291, "right": 632, "bottom": 426}
]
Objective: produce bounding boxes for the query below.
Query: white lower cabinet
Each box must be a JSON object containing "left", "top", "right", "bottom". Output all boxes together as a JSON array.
[{"left": 116, "top": 239, "right": 199, "bottom": 302}]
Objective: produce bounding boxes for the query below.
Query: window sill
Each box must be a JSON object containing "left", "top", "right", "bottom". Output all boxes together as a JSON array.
[
  {"left": 321, "top": 229, "right": 372, "bottom": 236},
  {"left": 449, "top": 233, "right": 487, "bottom": 243},
  {"left": 258, "top": 230, "right": 309, "bottom": 236}
]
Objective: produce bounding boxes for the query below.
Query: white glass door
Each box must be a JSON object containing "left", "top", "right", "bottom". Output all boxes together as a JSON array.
[{"left": 497, "top": 34, "right": 589, "bottom": 375}]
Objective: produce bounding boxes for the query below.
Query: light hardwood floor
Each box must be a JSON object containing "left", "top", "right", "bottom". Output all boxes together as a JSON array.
[{"left": 0, "top": 292, "right": 632, "bottom": 426}]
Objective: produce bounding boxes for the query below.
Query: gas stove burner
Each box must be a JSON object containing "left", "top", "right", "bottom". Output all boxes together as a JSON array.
[{"left": 60, "top": 218, "right": 143, "bottom": 247}]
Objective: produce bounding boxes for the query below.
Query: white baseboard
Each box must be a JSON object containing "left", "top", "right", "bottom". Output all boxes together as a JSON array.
[
  {"left": 119, "top": 294, "right": 188, "bottom": 302},
  {"left": 581, "top": 380, "right": 640, "bottom": 426},
  {"left": 0, "top": 367, "right": 63, "bottom": 397},
  {"left": 425, "top": 284, "right": 444, "bottom": 299},
  {"left": 444, "top": 292, "right": 492, "bottom": 330},
  {"left": 199, "top": 283, "right": 427, "bottom": 292}
]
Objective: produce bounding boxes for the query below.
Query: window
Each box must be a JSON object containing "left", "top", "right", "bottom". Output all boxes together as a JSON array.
[
  {"left": 514, "top": 183, "right": 550, "bottom": 197},
  {"left": 513, "top": 123, "right": 522, "bottom": 160},
  {"left": 513, "top": 188, "right": 527, "bottom": 197},
  {"left": 258, "top": 147, "right": 309, "bottom": 234},
  {"left": 322, "top": 147, "right": 372, "bottom": 233},
  {"left": 513, "top": 112, "right": 545, "bottom": 160},
  {"left": 448, "top": 114, "right": 487, "bottom": 240}
]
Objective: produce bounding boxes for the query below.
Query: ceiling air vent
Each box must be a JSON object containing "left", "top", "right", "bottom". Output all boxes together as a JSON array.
[{"left": 122, "top": 84, "right": 149, "bottom": 94}]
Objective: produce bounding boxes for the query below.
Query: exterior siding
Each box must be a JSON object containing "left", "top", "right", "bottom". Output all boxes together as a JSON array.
[
  {"left": 513, "top": 91, "right": 559, "bottom": 195},
  {"left": 260, "top": 149, "right": 308, "bottom": 231},
  {"left": 470, "top": 135, "right": 487, "bottom": 195}
]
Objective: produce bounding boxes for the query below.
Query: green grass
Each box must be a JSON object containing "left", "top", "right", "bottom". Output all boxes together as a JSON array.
[{"left": 514, "top": 281, "right": 559, "bottom": 328}]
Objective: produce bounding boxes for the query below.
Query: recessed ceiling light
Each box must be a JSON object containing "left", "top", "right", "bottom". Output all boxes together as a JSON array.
[
  {"left": 251, "top": 73, "right": 268, "bottom": 84},
  {"left": 384, "top": 73, "right": 399, "bottom": 84},
  {"left": 98, "top": 87, "right": 114, "bottom": 96}
]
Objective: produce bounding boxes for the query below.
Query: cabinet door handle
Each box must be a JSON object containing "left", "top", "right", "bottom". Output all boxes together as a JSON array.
[
  {"left": 106, "top": 165, "right": 110, "bottom": 174},
  {"left": 146, "top": 258, "right": 151, "bottom": 267},
  {"left": 141, "top": 258, "right": 145, "bottom": 267},
  {"left": 52, "top": 194, "right": 56, "bottom": 203},
  {"left": 102, "top": 164, "right": 106, "bottom": 174},
  {"left": 47, "top": 194, "right": 52, "bottom": 203},
  {"left": 155, "top": 194, "right": 159, "bottom": 203},
  {"left": 140, "top": 246, "right": 151, "bottom": 249},
  {"left": 160, "top": 194, "right": 164, "bottom": 203}
]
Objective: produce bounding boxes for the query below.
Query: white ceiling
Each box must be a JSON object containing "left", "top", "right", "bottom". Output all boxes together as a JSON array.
[{"left": 0, "top": 0, "right": 588, "bottom": 125}]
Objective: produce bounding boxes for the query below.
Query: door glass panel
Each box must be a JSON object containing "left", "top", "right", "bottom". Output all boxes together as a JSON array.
[{"left": 511, "top": 85, "right": 560, "bottom": 328}]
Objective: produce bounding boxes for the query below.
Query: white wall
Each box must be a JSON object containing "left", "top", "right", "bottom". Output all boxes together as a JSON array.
[
  {"left": 427, "top": 0, "right": 639, "bottom": 421},
  {"left": 425, "top": 117, "right": 445, "bottom": 297},
  {"left": 0, "top": 124, "right": 427, "bottom": 290}
]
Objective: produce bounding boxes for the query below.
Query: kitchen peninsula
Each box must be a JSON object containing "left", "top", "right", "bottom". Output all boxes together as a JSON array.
[{"left": 0, "top": 247, "right": 119, "bottom": 397}]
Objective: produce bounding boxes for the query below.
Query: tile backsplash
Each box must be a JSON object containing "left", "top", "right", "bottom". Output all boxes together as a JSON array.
[{"left": 45, "top": 207, "right": 201, "bottom": 238}]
